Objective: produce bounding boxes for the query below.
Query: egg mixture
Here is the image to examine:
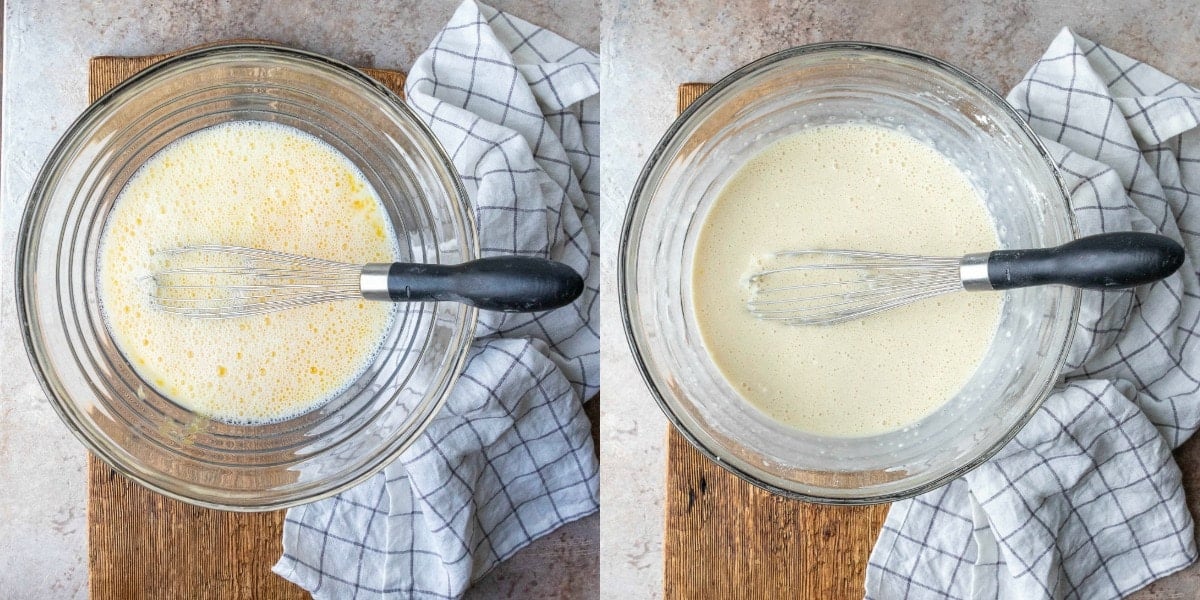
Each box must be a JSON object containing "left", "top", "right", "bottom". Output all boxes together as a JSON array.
[{"left": 99, "top": 121, "right": 398, "bottom": 424}]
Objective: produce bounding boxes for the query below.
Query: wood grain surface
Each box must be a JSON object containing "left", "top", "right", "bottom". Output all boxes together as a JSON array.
[
  {"left": 86, "top": 45, "right": 406, "bottom": 600},
  {"left": 662, "top": 83, "right": 891, "bottom": 600}
]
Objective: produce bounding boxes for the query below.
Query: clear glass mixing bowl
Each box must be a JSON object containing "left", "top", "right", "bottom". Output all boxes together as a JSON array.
[
  {"left": 620, "top": 43, "right": 1079, "bottom": 503},
  {"left": 16, "top": 44, "right": 477, "bottom": 510}
]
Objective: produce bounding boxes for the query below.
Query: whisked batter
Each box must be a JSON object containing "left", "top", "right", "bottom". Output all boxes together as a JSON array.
[{"left": 692, "top": 124, "right": 1001, "bottom": 436}]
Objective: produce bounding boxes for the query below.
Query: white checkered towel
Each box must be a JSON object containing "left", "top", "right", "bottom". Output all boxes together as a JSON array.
[
  {"left": 273, "top": 2, "right": 600, "bottom": 598},
  {"left": 866, "top": 28, "right": 1200, "bottom": 600}
]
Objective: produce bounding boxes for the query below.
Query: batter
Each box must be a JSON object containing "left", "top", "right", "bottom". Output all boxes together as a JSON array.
[
  {"left": 99, "top": 121, "right": 398, "bottom": 424},
  {"left": 692, "top": 124, "right": 1001, "bottom": 437}
]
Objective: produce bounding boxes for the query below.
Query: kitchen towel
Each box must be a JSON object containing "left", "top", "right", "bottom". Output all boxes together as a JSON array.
[
  {"left": 866, "top": 28, "right": 1200, "bottom": 600},
  {"left": 273, "top": 2, "right": 600, "bottom": 598}
]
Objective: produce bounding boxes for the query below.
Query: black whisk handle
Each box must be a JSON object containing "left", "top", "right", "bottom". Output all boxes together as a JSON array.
[
  {"left": 985, "top": 232, "right": 1184, "bottom": 291},
  {"left": 369, "top": 256, "right": 584, "bottom": 312}
]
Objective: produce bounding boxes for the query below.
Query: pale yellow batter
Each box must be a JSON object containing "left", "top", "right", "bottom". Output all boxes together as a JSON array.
[
  {"left": 692, "top": 124, "right": 1001, "bottom": 437},
  {"left": 99, "top": 121, "right": 398, "bottom": 424}
]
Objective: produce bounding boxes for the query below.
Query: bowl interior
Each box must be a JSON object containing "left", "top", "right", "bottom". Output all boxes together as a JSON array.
[
  {"left": 621, "top": 43, "right": 1078, "bottom": 502},
  {"left": 18, "top": 45, "right": 477, "bottom": 509}
]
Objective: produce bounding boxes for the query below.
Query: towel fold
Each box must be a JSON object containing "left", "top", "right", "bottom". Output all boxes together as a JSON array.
[{"left": 867, "top": 27, "right": 1200, "bottom": 600}]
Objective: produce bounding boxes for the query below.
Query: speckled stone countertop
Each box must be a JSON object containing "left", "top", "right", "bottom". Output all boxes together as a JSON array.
[
  {"left": 0, "top": 1, "right": 598, "bottom": 598},
  {"left": 599, "top": 1, "right": 1200, "bottom": 598}
]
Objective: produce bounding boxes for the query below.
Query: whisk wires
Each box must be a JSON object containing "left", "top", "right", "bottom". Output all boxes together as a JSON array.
[
  {"left": 142, "top": 245, "right": 363, "bottom": 319},
  {"left": 747, "top": 250, "right": 964, "bottom": 326}
]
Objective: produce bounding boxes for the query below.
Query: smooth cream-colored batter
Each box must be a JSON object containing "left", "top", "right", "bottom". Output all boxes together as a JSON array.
[
  {"left": 692, "top": 124, "right": 1001, "bottom": 437},
  {"left": 99, "top": 121, "right": 398, "bottom": 424}
]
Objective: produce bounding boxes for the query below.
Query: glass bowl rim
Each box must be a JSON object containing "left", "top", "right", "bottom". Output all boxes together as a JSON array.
[
  {"left": 618, "top": 41, "right": 1080, "bottom": 504},
  {"left": 15, "top": 42, "right": 480, "bottom": 511}
]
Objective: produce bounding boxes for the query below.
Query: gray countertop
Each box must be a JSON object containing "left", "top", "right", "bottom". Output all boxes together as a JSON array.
[
  {"left": 0, "top": 1, "right": 598, "bottom": 598},
  {"left": 8, "top": 0, "right": 1200, "bottom": 598},
  {"left": 599, "top": 1, "right": 1200, "bottom": 598}
]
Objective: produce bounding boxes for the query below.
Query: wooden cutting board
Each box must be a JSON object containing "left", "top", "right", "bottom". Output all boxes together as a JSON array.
[
  {"left": 662, "top": 83, "right": 891, "bottom": 600},
  {"left": 86, "top": 46, "right": 406, "bottom": 600}
]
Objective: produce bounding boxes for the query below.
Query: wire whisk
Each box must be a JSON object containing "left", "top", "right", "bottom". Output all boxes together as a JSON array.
[
  {"left": 143, "top": 245, "right": 584, "bottom": 319},
  {"left": 747, "top": 232, "right": 1185, "bottom": 326}
]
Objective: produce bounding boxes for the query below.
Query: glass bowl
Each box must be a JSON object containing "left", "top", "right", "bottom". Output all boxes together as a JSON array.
[
  {"left": 620, "top": 43, "right": 1079, "bottom": 503},
  {"left": 16, "top": 43, "right": 477, "bottom": 510}
]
